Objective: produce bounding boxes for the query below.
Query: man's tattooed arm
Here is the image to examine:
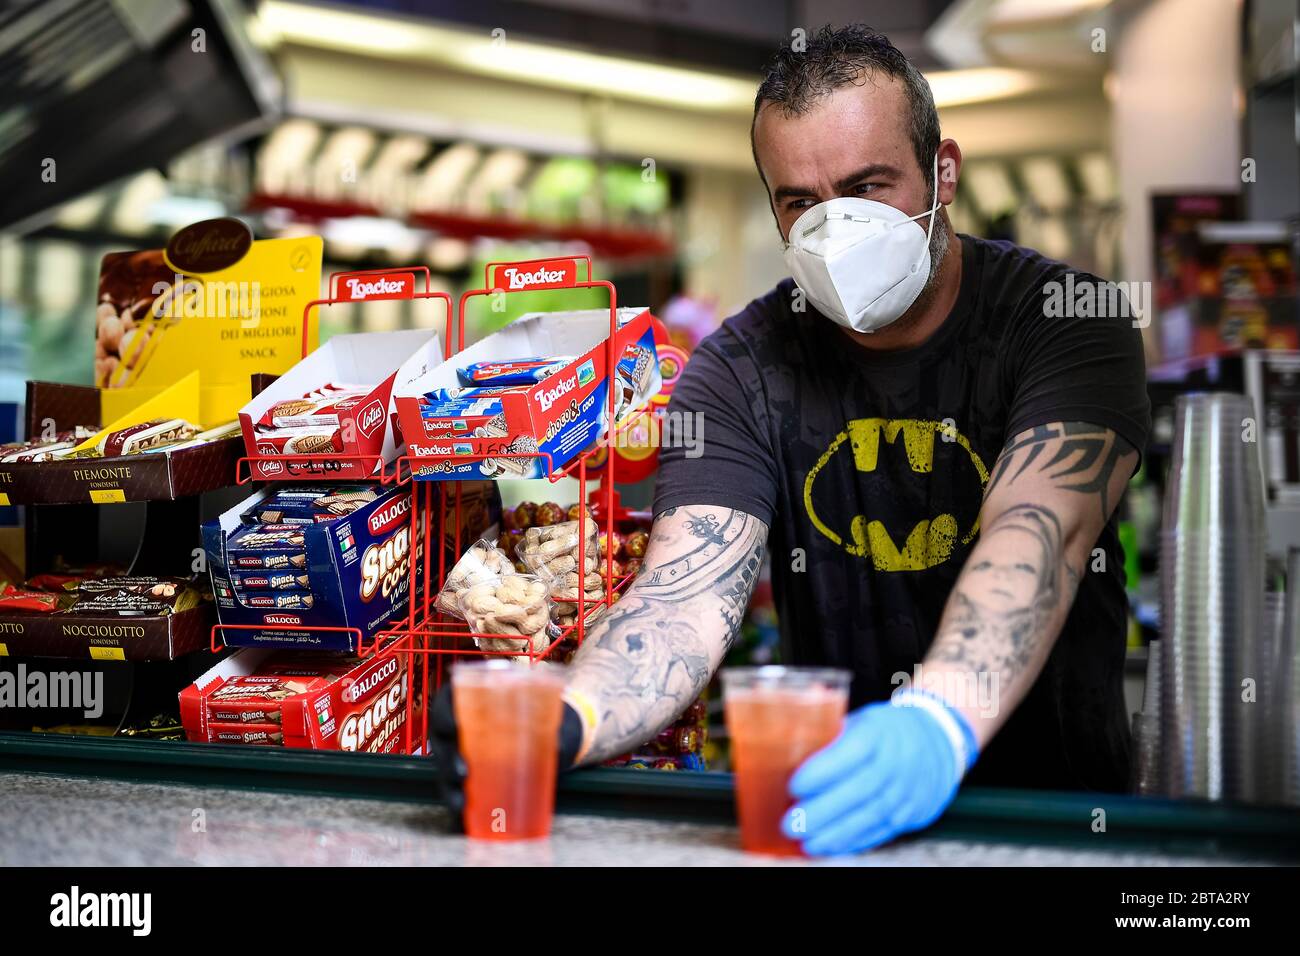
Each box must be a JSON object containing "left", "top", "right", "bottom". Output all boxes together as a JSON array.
[
  {"left": 983, "top": 421, "right": 1132, "bottom": 523},
  {"left": 564, "top": 505, "right": 768, "bottom": 765},
  {"left": 922, "top": 421, "right": 1137, "bottom": 746}
]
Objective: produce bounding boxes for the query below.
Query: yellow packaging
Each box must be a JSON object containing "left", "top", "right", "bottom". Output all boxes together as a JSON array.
[{"left": 95, "top": 226, "right": 322, "bottom": 427}]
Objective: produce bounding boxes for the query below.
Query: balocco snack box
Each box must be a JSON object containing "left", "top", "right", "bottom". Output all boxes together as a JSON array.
[
  {"left": 179, "top": 647, "right": 420, "bottom": 753},
  {"left": 201, "top": 484, "right": 422, "bottom": 651},
  {"left": 393, "top": 307, "right": 661, "bottom": 480}
]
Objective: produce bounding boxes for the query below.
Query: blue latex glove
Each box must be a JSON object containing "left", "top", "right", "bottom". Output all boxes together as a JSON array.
[{"left": 782, "top": 690, "right": 979, "bottom": 856}]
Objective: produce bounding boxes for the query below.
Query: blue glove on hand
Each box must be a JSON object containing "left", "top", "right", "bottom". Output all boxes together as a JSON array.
[{"left": 782, "top": 690, "right": 978, "bottom": 856}]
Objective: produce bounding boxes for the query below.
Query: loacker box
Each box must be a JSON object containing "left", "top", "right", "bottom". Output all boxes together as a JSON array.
[
  {"left": 393, "top": 307, "right": 661, "bottom": 480},
  {"left": 179, "top": 646, "right": 420, "bottom": 753},
  {"left": 202, "top": 484, "right": 422, "bottom": 651},
  {"left": 239, "top": 329, "right": 443, "bottom": 481}
]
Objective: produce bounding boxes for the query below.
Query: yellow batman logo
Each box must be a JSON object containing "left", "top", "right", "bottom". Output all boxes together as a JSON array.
[{"left": 802, "top": 418, "right": 989, "bottom": 571}]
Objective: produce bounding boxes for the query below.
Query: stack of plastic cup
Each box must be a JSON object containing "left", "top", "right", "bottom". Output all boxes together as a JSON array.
[
  {"left": 1130, "top": 640, "right": 1162, "bottom": 796},
  {"left": 1278, "top": 549, "right": 1300, "bottom": 806},
  {"left": 1159, "top": 392, "right": 1267, "bottom": 803}
]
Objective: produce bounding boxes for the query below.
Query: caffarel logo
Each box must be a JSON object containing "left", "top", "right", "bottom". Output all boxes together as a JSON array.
[{"left": 165, "top": 218, "right": 252, "bottom": 274}]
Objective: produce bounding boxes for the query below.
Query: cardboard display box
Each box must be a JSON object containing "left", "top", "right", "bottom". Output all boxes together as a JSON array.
[
  {"left": 0, "top": 602, "right": 213, "bottom": 662},
  {"left": 203, "top": 484, "right": 421, "bottom": 651},
  {"left": 0, "top": 381, "right": 242, "bottom": 506},
  {"left": 179, "top": 646, "right": 420, "bottom": 753},
  {"left": 239, "top": 329, "right": 442, "bottom": 481},
  {"left": 393, "top": 307, "right": 660, "bottom": 480}
]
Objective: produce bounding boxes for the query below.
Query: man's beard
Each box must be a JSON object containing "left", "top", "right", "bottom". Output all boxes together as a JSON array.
[
  {"left": 925, "top": 208, "right": 950, "bottom": 286},
  {"left": 900, "top": 207, "right": 951, "bottom": 320}
]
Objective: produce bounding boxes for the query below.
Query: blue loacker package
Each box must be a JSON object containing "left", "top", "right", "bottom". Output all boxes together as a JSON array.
[
  {"left": 457, "top": 357, "right": 573, "bottom": 387},
  {"left": 204, "top": 483, "right": 422, "bottom": 651}
]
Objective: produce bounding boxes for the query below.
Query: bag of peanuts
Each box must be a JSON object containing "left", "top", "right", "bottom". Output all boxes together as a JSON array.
[
  {"left": 515, "top": 511, "right": 608, "bottom": 628},
  {"left": 457, "top": 572, "right": 556, "bottom": 658},
  {"left": 433, "top": 538, "right": 515, "bottom": 617}
]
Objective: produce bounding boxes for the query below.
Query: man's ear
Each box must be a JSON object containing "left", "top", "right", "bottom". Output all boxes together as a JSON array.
[{"left": 936, "top": 139, "right": 962, "bottom": 206}]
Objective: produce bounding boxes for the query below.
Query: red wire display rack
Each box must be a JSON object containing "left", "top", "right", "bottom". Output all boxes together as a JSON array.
[
  {"left": 212, "top": 258, "right": 655, "bottom": 757},
  {"left": 384, "top": 255, "right": 652, "bottom": 755}
]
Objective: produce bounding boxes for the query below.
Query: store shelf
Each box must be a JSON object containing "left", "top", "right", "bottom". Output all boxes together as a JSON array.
[
  {"left": 0, "top": 732, "right": 1295, "bottom": 860},
  {"left": 246, "top": 193, "right": 673, "bottom": 260},
  {"left": 0, "top": 438, "right": 244, "bottom": 506}
]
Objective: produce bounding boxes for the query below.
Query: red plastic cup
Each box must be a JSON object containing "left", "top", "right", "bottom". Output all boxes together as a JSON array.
[
  {"left": 453, "top": 659, "right": 567, "bottom": 841},
  {"left": 722, "top": 666, "right": 851, "bottom": 856}
]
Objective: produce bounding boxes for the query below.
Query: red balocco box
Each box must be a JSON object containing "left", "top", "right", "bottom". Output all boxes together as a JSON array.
[
  {"left": 393, "top": 307, "right": 661, "bottom": 480},
  {"left": 179, "top": 648, "right": 422, "bottom": 754},
  {"left": 239, "top": 329, "right": 443, "bottom": 481}
]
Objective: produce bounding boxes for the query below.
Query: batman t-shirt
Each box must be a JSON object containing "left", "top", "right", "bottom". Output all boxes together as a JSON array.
[{"left": 654, "top": 235, "right": 1150, "bottom": 792}]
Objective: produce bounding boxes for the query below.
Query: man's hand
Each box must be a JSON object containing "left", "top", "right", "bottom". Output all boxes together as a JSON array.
[{"left": 784, "top": 691, "right": 977, "bottom": 855}]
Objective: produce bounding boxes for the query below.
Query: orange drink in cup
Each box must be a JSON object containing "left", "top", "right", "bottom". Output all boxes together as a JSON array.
[
  {"left": 722, "top": 666, "right": 851, "bottom": 856},
  {"left": 452, "top": 660, "right": 567, "bottom": 840}
]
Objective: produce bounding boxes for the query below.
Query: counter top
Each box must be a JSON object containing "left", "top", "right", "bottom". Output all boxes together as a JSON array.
[{"left": 0, "top": 770, "right": 1262, "bottom": 867}]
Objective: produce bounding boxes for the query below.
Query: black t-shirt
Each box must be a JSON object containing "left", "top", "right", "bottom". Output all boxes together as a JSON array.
[{"left": 654, "top": 235, "right": 1151, "bottom": 792}]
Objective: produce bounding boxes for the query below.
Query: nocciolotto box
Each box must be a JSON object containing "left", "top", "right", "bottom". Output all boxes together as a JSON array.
[{"left": 202, "top": 483, "right": 422, "bottom": 651}]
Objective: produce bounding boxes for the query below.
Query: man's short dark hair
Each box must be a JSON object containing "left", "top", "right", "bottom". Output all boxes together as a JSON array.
[{"left": 751, "top": 24, "right": 940, "bottom": 183}]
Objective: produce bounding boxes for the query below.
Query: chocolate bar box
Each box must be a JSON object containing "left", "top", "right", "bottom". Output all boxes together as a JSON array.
[{"left": 203, "top": 484, "right": 423, "bottom": 651}]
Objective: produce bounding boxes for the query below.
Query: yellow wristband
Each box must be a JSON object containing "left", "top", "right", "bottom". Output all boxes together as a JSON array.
[{"left": 562, "top": 687, "right": 601, "bottom": 765}]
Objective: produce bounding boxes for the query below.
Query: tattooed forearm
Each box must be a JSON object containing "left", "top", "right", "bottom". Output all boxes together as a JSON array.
[
  {"left": 984, "top": 422, "right": 1133, "bottom": 521},
  {"left": 927, "top": 503, "right": 1080, "bottom": 686},
  {"left": 566, "top": 506, "right": 767, "bottom": 765}
]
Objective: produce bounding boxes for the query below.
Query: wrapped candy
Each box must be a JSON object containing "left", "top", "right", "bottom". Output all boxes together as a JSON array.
[
  {"left": 434, "top": 539, "right": 515, "bottom": 617},
  {"left": 513, "top": 502, "right": 537, "bottom": 530},
  {"left": 625, "top": 530, "right": 649, "bottom": 559},
  {"left": 535, "top": 502, "right": 564, "bottom": 527}
]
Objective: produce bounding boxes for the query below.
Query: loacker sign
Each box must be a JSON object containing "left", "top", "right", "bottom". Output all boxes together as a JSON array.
[
  {"left": 337, "top": 272, "right": 415, "bottom": 302},
  {"left": 491, "top": 261, "right": 578, "bottom": 292}
]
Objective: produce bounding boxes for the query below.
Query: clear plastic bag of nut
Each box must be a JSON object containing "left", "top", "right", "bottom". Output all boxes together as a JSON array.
[
  {"left": 515, "top": 512, "right": 608, "bottom": 627},
  {"left": 515, "top": 512, "right": 600, "bottom": 579},
  {"left": 457, "top": 571, "right": 558, "bottom": 658},
  {"left": 434, "top": 538, "right": 516, "bottom": 618}
]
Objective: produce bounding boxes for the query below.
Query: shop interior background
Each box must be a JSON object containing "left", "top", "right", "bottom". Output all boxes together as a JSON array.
[{"left": 0, "top": 0, "right": 1296, "bottom": 717}]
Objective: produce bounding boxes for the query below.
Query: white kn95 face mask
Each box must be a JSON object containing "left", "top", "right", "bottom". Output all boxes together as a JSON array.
[{"left": 782, "top": 156, "right": 941, "bottom": 333}]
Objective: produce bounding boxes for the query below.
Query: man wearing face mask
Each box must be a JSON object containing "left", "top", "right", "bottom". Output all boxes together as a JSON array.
[{"left": 432, "top": 24, "right": 1150, "bottom": 856}]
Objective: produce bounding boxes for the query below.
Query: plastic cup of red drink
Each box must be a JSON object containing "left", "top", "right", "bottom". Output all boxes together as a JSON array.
[
  {"left": 453, "top": 659, "right": 567, "bottom": 841},
  {"left": 722, "top": 666, "right": 851, "bottom": 856}
]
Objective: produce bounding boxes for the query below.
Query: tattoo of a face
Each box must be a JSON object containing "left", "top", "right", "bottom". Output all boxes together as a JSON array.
[
  {"left": 985, "top": 422, "right": 1133, "bottom": 521},
  {"left": 567, "top": 506, "right": 767, "bottom": 763},
  {"left": 929, "top": 503, "right": 1078, "bottom": 682}
]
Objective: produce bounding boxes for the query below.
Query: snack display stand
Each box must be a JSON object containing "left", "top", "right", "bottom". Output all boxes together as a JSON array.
[{"left": 195, "top": 256, "right": 654, "bottom": 758}]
